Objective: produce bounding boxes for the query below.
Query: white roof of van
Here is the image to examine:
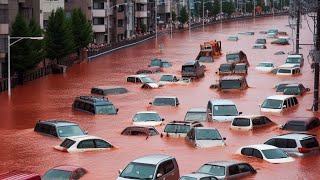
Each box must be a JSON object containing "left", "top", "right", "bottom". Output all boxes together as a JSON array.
[
  {"left": 266, "top": 95, "right": 295, "bottom": 100},
  {"left": 209, "top": 99, "right": 235, "bottom": 105},
  {"left": 127, "top": 75, "right": 149, "bottom": 78}
]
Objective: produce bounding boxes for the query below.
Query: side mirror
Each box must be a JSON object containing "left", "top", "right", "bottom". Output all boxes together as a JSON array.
[
  {"left": 149, "top": 102, "right": 152, "bottom": 105},
  {"left": 157, "top": 173, "right": 162, "bottom": 178},
  {"left": 306, "top": 88, "right": 310, "bottom": 92},
  {"left": 84, "top": 131, "right": 88, "bottom": 135},
  {"left": 208, "top": 113, "right": 212, "bottom": 116},
  {"left": 162, "top": 118, "right": 165, "bottom": 121},
  {"left": 118, "top": 169, "right": 123, "bottom": 174},
  {"left": 283, "top": 105, "right": 287, "bottom": 108},
  {"left": 239, "top": 112, "right": 242, "bottom": 115},
  {"left": 223, "top": 137, "right": 226, "bottom": 140},
  {"left": 176, "top": 102, "right": 180, "bottom": 106},
  {"left": 258, "top": 104, "right": 261, "bottom": 107},
  {"left": 116, "top": 108, "right": 119, "bottom": 113},
  {"left": 210, "top": 84, "right": 219, "bottom": 89},
  {"left": 215, "top": 71, "right": 218, "bottom": 74},
  {"left": 148, "top": 65, "right": 151, "bottom": 67}
]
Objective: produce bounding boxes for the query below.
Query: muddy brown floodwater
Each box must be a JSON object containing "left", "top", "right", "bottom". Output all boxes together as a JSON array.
[{"left": 1, "top": 16, "right": 320, "bottom": 179}]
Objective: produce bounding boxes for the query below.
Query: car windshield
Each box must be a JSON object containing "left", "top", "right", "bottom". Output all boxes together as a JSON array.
[
  {"left": 179, "top": 176, "right": 197, "bottom": 180},
  {"left": 42, "top": 169, "right": 71, "bottom": 180},
  {"left": 162, "top": 62, "right": 172, "bottom": 67},
  {"left": 57, "top": 125, "right": 85, "bottom": 137},
  {"left": 153, "top": 98, "right": 176, "bottom": 106},
  {"left": 235, "top": 65, "right": 246, "bottom": 70},
  {"left": 286, "top": 58, "right": 301, "bottom": 63},
  {"left": 256, "top": 39, "right": 266, "bottom": 44},
  {"left": 226, "top": 54, "right": 240, "bottom": 61},
  {"left": 257, "top": 63, "right": 273, "bottom": 67},
  {"left": 196, "top": 129, "right": 222, "bottom": 140},
  {"left": 283, "top": 87, "right": 300, "bottom": 95},
  {"left": 220, "top": 80, "right": 241, "bottom": 89},
  {"left": 95, "top": 105, "right": 117, "bottom": 114},
  {"left": 197, "top": 164, "right": 225, "bottom": 176},
  {"left": 120, "top": 162, "right": 156, "bottom": 179},
  {"left": 282, "top": 121, "right": 307, "bottom": 131},
  {"left": 278, "top": 69, "right": 291, "bottom": 74},
  {"left": 220, "top": 64, "right": 232, "bottom": 71},
  {"left": 185, "top": 112, "right": 207, "bottom": 122},
  {"left": 150, "top": 60, "right": 161, "bottom": 66},
  {"left": 182, "top": 66, "right": 195, "bottom": 72},
  {"left": 232, "top": 118, "right": 250, "bottom": 126},
  {"left": 160, "top": 75, "right": 173, "bottom": 81},
  {"left": 262, "top": 149, "right": 289, "bottom": 159},
  {"left": 133, "top": 113, "right": 161, "bottom": 121},
  {"left": 164, "top": 124, "right": 190, "bottom": 133},
  {"left": 141, "top": 77, "right": 155, "bottom": 83},
  {"left": 261, "top": 99, "right": 282, "bottom": 109},
  {"left": 276, "top": 84, "right": 289, "bottom": 92},
  {"left": 300, "top": 137, "right": 319, "bottom": 148},
  {"left": 213, "top": 105, "right": 238, "bottom": 116}
]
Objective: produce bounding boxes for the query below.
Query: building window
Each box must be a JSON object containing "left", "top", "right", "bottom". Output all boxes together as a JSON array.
[
  {"left": 118, "top": 20, "right": 124, "bottom": 27},
  {"left": 0, "top": 9, "right": 9, "bottom": 24},
  {"left": 93, "top": 1, "right": 104, "bottom": 9},
  {"left": 118, "top": 5, "right": 125, "bottom": 12},
  {"left": 65, "top": 0, "right": 72, "bottom": 3},
  {"left": 136, "top": 4, "right": 144, "bottom": 11},
  {"left": 93, "top": 17, "right": 104, "bottom": 25}
]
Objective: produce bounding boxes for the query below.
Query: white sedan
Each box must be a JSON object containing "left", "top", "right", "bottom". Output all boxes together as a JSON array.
[
  {"left": 255, "top": 62, "right": 274, "bottom": 72},
  {"left": 132, "top": 111, "right": 164, "bottom": 126},
  {"left": 158, "top": 74, "right": 191, "bottom": 85},
  {"left": 236, "top": 144, "right": 295, "bottom": 164},
  {"left": 54, "top": 135, "right": 114, "bottom": 153}
]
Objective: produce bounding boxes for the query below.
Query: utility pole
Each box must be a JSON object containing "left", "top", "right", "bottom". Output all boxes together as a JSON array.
[
  {"left": 313, "top": 0, "right": 320, "bottom": 111},
  {"left": 296, "top": 0, "right": 300, "bottom": 54}
]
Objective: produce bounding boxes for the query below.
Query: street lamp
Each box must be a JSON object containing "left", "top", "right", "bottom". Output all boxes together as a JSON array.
[
  {"left": 7, "top": 36, "right": 44, "bottom": 97},
  {"left": 106, "top": 2, "right": 129, "bottom": 45}
]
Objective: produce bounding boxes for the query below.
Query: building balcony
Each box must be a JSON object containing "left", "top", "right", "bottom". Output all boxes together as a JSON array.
[
  {"left": 0, "top": 24, "right": 9, "bottom": 35},
  {"left": 93, "top": 25, "right": 106, "bottom": 33},
  {"left": 135, "top": 0, "right": 147, "bottom": 4},
  {"left": 93, "top": 9, "right": 106, "bottom": 17},
  {"left": 135, "top": 11, "right": 147, "bottom": 18}
]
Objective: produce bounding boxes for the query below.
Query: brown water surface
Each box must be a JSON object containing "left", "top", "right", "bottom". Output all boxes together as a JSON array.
[{"left": 1, "top": 16, "right": 320, "bottom": 179}]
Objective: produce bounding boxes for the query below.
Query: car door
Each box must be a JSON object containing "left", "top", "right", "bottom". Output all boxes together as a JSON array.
[{"left": 156, "top": 160, "right": 177, "bottom": 180}]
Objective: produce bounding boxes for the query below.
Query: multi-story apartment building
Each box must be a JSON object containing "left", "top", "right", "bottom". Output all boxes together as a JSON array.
[
  {"left": 134, "top": 0, "right": 147, "bottom": 33},
  {"left": 65, "top": 0, "right": 92, "bottom": 20}
]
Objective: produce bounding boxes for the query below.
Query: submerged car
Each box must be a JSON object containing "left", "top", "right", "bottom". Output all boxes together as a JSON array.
[
  {"left": 260, "top": 95, "right": 299, "bottom": 113},
  {"left": 127, "top": 75, "right": 161, "bottom": 89},
  {"left": 184, "top": 108, "right": 207, "bottom": 122},
  {"left": 234, "top": 63, "right": 248, "bottom": 74},
  {"left": 132, "top": 111, "right": 164, "bottom": 126},
  {"left": 196, "top": 161, "right": 257, "bottom": 179},
  {"left": 218, "top": 63, "right": 234, "bottom": 75},
  {"left": 149, "top": 96, "right": 180, "bottom": 106},
  {"left": 121, "top": 126, "right": 159, "bottom": 136},
  {"left": 271, "top": 38, "right": 289, "bottom": 45},
  {"left": 255, "top": 62, "right": 274, "bottom": 72},
  {"left": 206, "top": 99, "right": 242, "bottom": 122},
  {"left": 238, "top": 31, "right": 255, "bottom": 35},
  {"left": 179, "top": 173, "right": 218, "bottom": 180},
  {"left": 148, "top": 58, "right": 172, "bottom": 68},
  {"left": 136, "top": 66, "right": 162, "bottom": 74},
  {"left": 285, "top": 54, "right": 304, "bottom": 67},
  {"left": 158, "top": 74, "right": 191, "bottom": 85},
  {"left": 255, "top": 38, "right": 266, "bottom": 44},
  {"left": 91, "top": 86, "right": 128, "bottom": 95},
  {"left": 227, "top": 36, "right": 239, "bottom": 41},
  {"left": 280, "top": 117, "right": 320, "bottom": 131},
  {"left": 283, "top": 83, "right": 310, "bottom": 95},
  {"left": 275, "top": 81, "right": 298, "bottom": 92},
  {"left": 226, "top": 51, "right": 249, "bottom": 66},
  {"left": 266, "top": 33, "right": 277, "bottom": 38},
  {"left": 273, "top": 64, "right": 301, "bottom": 76},
  {"left": 73, "top": 96, "right": 118, "bottom": 115},
  {"left": 185, "top": 127, "right": 226, "bottom": 148},
  {"left": 42, "top": 165, "right": 87, "bottom": 180},
  {"left": 210, "top": 76, "right": 249, "bottom": 91},
  {"left": 230, "top": 115, "right": 273, "bottom": 131},
  {"left": 236, "top": 144, "right": 295, "bottom": 164},
  {"left": 264, "top": 133, "right": 320, "bottom": 157},
  {"left": 161, "top": 121, "right": 203, "bottom": 138},
  {"left": 253, "top": 44, "right": 267, "bottom": 49}
]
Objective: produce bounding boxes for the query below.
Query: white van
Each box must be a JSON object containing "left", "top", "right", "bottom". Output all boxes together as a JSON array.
[
  {"left": 230, "top": 115, "right": 273, "bottom": 131},
  {"left": 206, "top": 99, "right": 242, "bottom": 122},
  {"left": 260, "top": 95, "right": 299, "bottom": 113},
  {"left": 274, "top": 64, "right": 301, "bottom": 76}
]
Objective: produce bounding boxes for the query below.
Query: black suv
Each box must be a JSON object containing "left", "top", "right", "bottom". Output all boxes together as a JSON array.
[
  {"left": 34, "top": 120, "right": 87, "bottom": 139},
  {"left": 73, "top": 96, "right": 118, "bottom": 114}
]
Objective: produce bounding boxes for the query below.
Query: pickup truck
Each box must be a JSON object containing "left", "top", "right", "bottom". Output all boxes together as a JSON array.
[{"left": 181, "top": 61, "right": 205, "bottom": 78}]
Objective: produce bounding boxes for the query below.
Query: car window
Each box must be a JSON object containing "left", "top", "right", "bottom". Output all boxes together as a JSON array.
[
  {"left": 252, "top": 118, "right": 261, "bottom": 126},
  {"left": 252, "top": 149, "right": 263, "bottom": 159},
  {"left": 293, "top": 97, "right": 298, "bottom": 105},
  {"left": 187, "top": 129, "right": 195, "bottom": 140},
  {"left": 149, "top": 129, "right": 159, "bottom": 136},
  {"left": 228, "top": 165, "right": 240, "bottom": 175},
  {"left": 264, "top": 138, "right": 276, "bottom": 146},
  {"left": 232, "top": 118, "right": 250, "bottom": 127},
  {"left": 127, "top": 77, "right": 135, "bottom": 82},
  {"left": 275, "top": 139, "right": 287, "bottom": 148},
  {"left": 72, "top": 171, "right": 79, "bottom": 180},
  {"left": 238, "top": 164, "right": 252, "bottom": 173},
  {"left": 77, "top": 140, "right": 95, "bottom": 148},
  {"left": 77, "top": 169, "right": 86, "bottom": 178},
  {"left": 300, "top": 137, "right": 320, "bottom": 148},
  {"left": 94, "top": 139, "right": 112, "bottom": 148},
  {"left": 60, "top": 138, "right": 76, "bottom": 149},
  {"left": 200, "top": 177, "right": 217, "bottom": 180},
  {"left": 287, "top": 139, "right": 297, "bottom": 148},
  {"left": 263, "top": 117, "right": 272, "bottom": 124},
  {"left": 241, "top": 148, "right": 253, "bottom": 156},
  {"left": 49, "top": 126, "right": 58, "bottom": 137},
  {"left": 156, "top": 160, "right": 175, "bottom": 177}
]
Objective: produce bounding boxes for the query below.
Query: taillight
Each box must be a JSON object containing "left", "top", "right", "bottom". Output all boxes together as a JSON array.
[
  {"left": 298, "top": 147, "right": 310, "bottom": 153},
  {"left": 62, "top": 148, "right": 68, "bottom": 153}
]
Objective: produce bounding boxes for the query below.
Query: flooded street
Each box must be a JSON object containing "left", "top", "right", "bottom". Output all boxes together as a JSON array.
[{"left": 1, "top": 15, "right": 320, "bottom": 179}]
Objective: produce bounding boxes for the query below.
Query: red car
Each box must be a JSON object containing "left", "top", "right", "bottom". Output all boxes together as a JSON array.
[
  {"left": 0, "top": 171, "right": 41, "bottom": 180},
  {"left": 42, "top": 165, "right": 87, "bottom": 180}
]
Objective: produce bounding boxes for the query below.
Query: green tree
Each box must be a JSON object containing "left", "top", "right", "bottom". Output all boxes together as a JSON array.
[
  {"left": 178, "top": 6, "right": 189, "bottom": 25},
  {"left": 222, "top": 1, "right": 235, "bottom": 17},
  {"left": 29, "top": 18, "right": 45, "bottom": 61},
  {"left": 45, "top": 8, "right": 75, "bottom": 64},
  {"left": 140, "top": 22, "right": 147, "bottom": 33},
  {"left": 210, "top": 0, "right": 220, "bottom": 18},
  {"left": 172, "top": 11, "right": 177, "bottom": 21},
  {"left": 246, "top": 2, "right": 254, "bottom": 13},
  {"left": 10, "top": 15, "right": 39, "bottom": 84},
  {"left": 71, "top": 8, "right": 93, "bottom": 55}
]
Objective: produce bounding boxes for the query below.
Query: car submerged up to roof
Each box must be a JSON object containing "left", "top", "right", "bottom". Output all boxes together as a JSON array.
[
  {"left": 158, "top": 74, "right": 192, "bottom": 85},
  {"left": 185, "top": 127, "right": 226, "bottom": 148},
  {"left": 210, "top": 76, "right": 249, "bottom": 91},
  {"left": 230, "top": 115, "right": 274, "bottom": 131},
  {"left": 126, "top": 75, "right": 161, "bottom": 89},
  {"left": 285, "top": 54, "right": 304, "bottom": 67},
  {"left": 0, "top": 171, "right": 41, "bottom": 180},
  {"left": 206, "top": 99, "right": 242, "bottom": 122},
  {"left": 184, "top": 108, "right": 207, "bottom": 122},
  {"left": 136, "top": 66, "right": 162, "bottom": 74},
  {"left": 132, "top": 111, "right": 164, "bottom": 126},
  {"left": 280, "top": 117, "right": 320, "bottom": 131},
  {"left": 91, "top": 86, "right": 128, "bottom": 96},
  {"left": 148, "top": 58, "right": 172, "bottom": 68},
  {"left": 149, "top": 96, "right": 180, "bottom": 106},
  {"left": 42, "top": 165, "right": 88, "bottom": 180},
  {"left": 121, "top": 126, "right": 159, "bottom": 137},
  {"left": 226, "top": 51, "right": 249, "bottom": 66},
  {"left": 161, "top": 121, "right": 203, "bottom": 138},
  {"left": 255, "top": 38, "right": 266, "bottom": 44},
  {"left": 283, "top": 83, "right": 310, "bottom": 96},
  {"left": 255, "top": 62, "right": 274, "bottom": 72},
  {"left": 227, "top": 36, "right": 239, "bottom": 41},
  {"left": 271, "top": 38, "right": 290, "bottom": 45},
  {"left": 73, "top": 96, "right": 118, "bottom": 115},
  {"left": 275, "top": 81, "right": 298, "bottom": 92}
]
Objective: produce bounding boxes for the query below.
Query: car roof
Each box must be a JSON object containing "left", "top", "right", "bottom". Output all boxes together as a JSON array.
[
  {"left": 266, "top": 95, "right": 295, "bottom": 100},
  {"left": 287, "top": 55, "right": 302, "bottom": 58},
  {"left": 127, "top": 75, "right": 149, "bottom": 78},
  {"left": 75, "top": 96, "right": 113, "bottom": 105},
  {"left": 234, "top": 115, "right": 266, "bottom": 119},
  {"left": 278, "top": 64, "right": 299, "bottom": 68},
  {"left": 124, "top": 126, "right": 156, "bottom": 129},
  {"left": 132, "top": 154, "right": 174, "bottom": 165},
  {"left": 167, "top": 120, "right": 199, "bottom": 125},
  {"left": 187, "top": 108, "right": 207, "bottom": 112},
  {"left": 194, "top": 127, "right": 218, "bottom": 131},
  {"left": 37, "top": 120, "right": 78, "bottom": 127},
  {"left": 183, "top": 61, "right": 197, "bottom": 65},
  {"left": 204, "top": 160, "right": 245, "bottom": 167},
  {"left": 221, "top": 75, "right": 245, "bottom": 81},
  {"left": 51, "top": 165, "right": 83, "bottom": 171},
  {"left": 235, "top": 63, "right": 247, "bottom": 66},
  {"left": 0, "top": 171, "right": 41, "bottom": 180},
  {"left": 287, "top": 117, "right": 319, "bottom": 123},
  {"left": 92, "top": 86, "right": 126, "bottom": 90},
  {"left": 209, "top": 99, "right": 236, "bottom": 105},
  {"left": 136, "top": 111, "right": 158, "bottom": 114},
  {"left": 67, "top": 135, "right": 102, "bottom": 141},
  {"left": 154, "top": 96, "right": 177, "bottom": 99},
  {"left": 284, "top": 84, "right": 302, "bottom": 87},
  {"left": 182, "top": 173, "right": 216, "bottom": 178},
  {"left": 274, "top": 133, "right": 316, "bottom": 139},
  {"left": 242, "top": 144, "right": 278, "bottom": 150},
  {"left": 277, "top": 81, "right": 298, "bottom": 85}
]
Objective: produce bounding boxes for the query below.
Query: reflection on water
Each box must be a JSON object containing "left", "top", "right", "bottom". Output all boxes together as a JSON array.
[{"left": 0, "top": 16, "right": 320, "bottom": 179}]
